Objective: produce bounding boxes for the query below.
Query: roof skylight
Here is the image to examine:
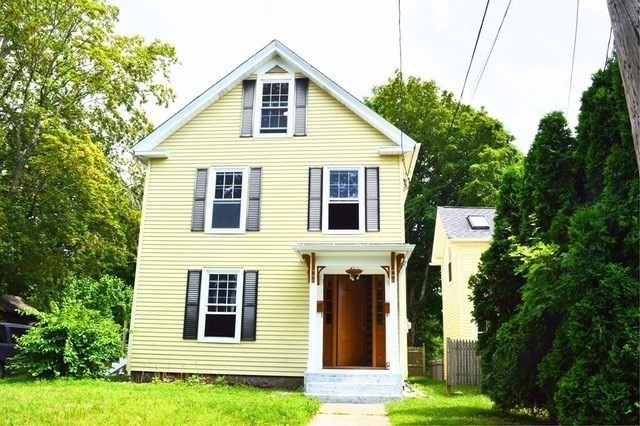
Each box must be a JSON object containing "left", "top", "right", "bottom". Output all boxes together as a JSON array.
[{"left": 467, "top": 215, "right": 490, "bottom": 230}]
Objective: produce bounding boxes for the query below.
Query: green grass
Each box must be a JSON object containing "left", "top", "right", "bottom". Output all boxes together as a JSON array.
[
  {"left": 386, "top": 378, "right": 545, "bottom": 425},
  {"left": 0, "top": 378, "right": 320, "bottom": 425}
]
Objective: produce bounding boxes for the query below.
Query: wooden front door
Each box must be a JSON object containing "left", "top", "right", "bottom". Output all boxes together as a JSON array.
[
  {"left": 337, "top": 275, "right": 366, "bottom": 365},
  {"left": 323, "top": 275, "right": 386, "bottom": 368}
]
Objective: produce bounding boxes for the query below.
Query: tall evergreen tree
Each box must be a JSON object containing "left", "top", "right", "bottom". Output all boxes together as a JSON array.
[
  {"left": 471, "top": 112, "right": 576, "bottom": 414},
  {"left": 471, "top": 59, "right": 639, "bottom": 423},
  {"left": 469, "top": 164, "right": 525, "bottom": 395},
  {"left": 520, "top": 112, "right": 577, "bottom": 246},
  {"left": 538, "top": 60, "right": 639, "bottom": 424}
]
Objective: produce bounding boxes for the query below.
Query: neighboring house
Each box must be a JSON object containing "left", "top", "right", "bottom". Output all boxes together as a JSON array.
[
  {"left": 128, "top": 40, "right": 420, "bottom": 403},
  {"left": 430, "top": 206, "right": 495, "bottom": 373},
  {"left": 0, "top": 295, "right": 37, "bottom": 325}
]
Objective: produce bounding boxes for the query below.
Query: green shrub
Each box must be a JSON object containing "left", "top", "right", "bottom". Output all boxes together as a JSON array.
[
  {"left": 63, "top": 275, "right": 132, "bottom": 325},
  {"left": 9, "top": 300, "right": 122, "bottom": 378}
]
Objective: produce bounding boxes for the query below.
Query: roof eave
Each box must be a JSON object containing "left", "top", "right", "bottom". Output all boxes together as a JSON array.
[
  {"left": 448, "top": 237, "right": 493, "bottom": 243},
  {"left": 133, "top": 150, "right": 170, "bottom": 162}
]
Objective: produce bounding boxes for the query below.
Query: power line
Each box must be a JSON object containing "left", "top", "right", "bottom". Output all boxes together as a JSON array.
[
  {"left": 445, "top": 0, "right": 491, "bottom": 136},
  {"left": 604, "top": 25, "right": 613, "bottom": 69},
  {"left": 566, "top": 0, "right": 580, "bottom": 116},
  {"left": 470, "top": 0, "right": 513, "bottom": 102},
  {"left": 397, "top": 0, "right": 418, "bottom": 188},
  {"left": 398, "top": 0, "right": 403, "bottom": 74},
  {"left": 397, "top": 0, "right": 412, "bottom": 186}
]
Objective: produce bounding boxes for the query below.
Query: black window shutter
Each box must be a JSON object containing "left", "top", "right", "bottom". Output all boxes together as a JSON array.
[
  {"left": 365, "top": 167, "right": 380, "bottom": 231},
  {"left": 240, "top": 80, "right": 256, "bottom": 137},
  {"left": 183, "top": 270, "right": 202, "bottom": 340},
  {"left": 191, "top": 169, "right": 208, "bottom": 231},
  {"left": 246, "top": 167, "right": 262, "bottom": 231},
  {"left": 241, "top": 270, "right": 259, "bottom": 341},
  {"left": 308, "top": 167, "right": 323, "bottom": 231},
  {"left": 294, "top": 78, "right": 308, "bottom": 136}
]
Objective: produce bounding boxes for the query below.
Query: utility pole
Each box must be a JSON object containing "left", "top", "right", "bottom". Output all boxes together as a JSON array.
[{"left": 606, "top": 0, "right": 640, "bottom": 172}]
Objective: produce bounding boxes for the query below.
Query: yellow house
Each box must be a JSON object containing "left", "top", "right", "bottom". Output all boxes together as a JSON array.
[
  {"left": 128, "top": 40, "right": 420, "bottom": 403},
  {"left": 430, "top": 206, "right": 495, "bottom": 372}
]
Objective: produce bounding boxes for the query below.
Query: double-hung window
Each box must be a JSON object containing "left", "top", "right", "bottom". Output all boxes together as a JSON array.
[
  {"left": 323, "top": 167, "right": 365, "bottom": 232},
  {"left": 241, "top": 61, "right": 307, "bottom": 138},
  {"left": 205, "top": 167, "right": 248, "bottom": 233},
  {"left": 198, "top": 270, "right": 243, "bottom": 342},
  {"left": 260, "top": 81, "right": 290, "bottom": 134}
]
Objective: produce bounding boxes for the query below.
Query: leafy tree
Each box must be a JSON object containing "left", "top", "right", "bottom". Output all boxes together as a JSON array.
[
  {"left": 0, "top": 128, "right": 139, "bottom": 304},
  {"left": 64, "top": 275, "right": 133, "bottom": 326},
  {"left": 9, "top": 300, "right": 122, "bottom": 378},
  {"left": 365, "top": 72, "right": 521, "bottom": 356},
  {"left": 0, "top": 0, "right": 176, "bottom": 302}
]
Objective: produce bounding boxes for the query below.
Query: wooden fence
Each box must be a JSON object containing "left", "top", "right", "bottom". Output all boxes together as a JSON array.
[
  {"left": 407, "top": 346, "right": 425, "bottom": 376},
  {"left": 429, "top": 359, "right": 443, "bottom": 380},
  {"left": 446, "top": 338, "right": 481, "bottom": 387}
]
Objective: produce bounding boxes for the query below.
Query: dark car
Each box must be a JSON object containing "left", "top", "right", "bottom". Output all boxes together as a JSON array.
[{"left": 0, "top": 322, "right": 31, "bottom": 378}]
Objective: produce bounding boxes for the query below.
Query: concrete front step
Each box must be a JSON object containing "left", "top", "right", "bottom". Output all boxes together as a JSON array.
[
  {"left": 306, "top": 381, "right": 401, "bottom": 396},
  {"left": 306, "top": 393, "right": 401, "bottom": 404},
  {"left": 304, "top": 371, "right": 403, "bottom": 403}
]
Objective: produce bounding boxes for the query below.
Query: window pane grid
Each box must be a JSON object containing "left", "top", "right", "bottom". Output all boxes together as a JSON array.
[
  {"left": 214, "top": 172, "right": 243, "bottom": 200},
  {"left": 206, "top": 273, "right": 238, "bottom": 314},
  {"left": 260, "top": 82, "right": 288, "bottom": 133},
  {"left": 329, "top": 170, "right": 359, "bottom": 199}
]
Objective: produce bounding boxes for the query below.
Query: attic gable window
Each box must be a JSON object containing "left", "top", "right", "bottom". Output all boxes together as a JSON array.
[
  {"left": 240, "top": 61, "right": 308, "bottom": 138},
  {"left": 260, "top": 81, "right": 289, "bottom": 133},
  {"left": 467, "top": 215, "right": 489, "bottom": 230},
  {"left": 251, "top": 64, "right": 296, "bottom": 137}
]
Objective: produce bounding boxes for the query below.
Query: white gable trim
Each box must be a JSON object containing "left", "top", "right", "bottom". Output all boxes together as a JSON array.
[
  {"left": 134, "top": 150, "right": 170, "bottom": 161},
  {"left": 132, "top": 40, "right": 418, "bottom": 155}
]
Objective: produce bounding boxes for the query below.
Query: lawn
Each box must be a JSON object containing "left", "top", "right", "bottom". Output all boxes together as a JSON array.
[
  {"left": 0, "top": 378, "right": 320, "bottom": 425},
  {"left": 386, "top": 378, "right": 545, "bottom": 425}
]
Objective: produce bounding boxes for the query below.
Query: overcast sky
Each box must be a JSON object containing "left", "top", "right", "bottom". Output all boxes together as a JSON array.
[{"left": 111, "top": 0, "right": 611, "bottom": 153}]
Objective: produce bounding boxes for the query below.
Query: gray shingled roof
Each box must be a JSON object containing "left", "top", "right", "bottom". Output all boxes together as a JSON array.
[{"left": 437, "top": 206, "right": 496, "bottom": 239}]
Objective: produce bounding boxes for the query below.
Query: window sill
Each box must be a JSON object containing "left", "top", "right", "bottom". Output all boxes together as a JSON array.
[
  {"left": 204, "top": 229, "right": 246, "bottom": 234},
  {"left": 197, "top": 337, "right": 241, "bottom": 344},
  {"left": 322, "top": 229, "right": 365, "bottom": 235},
  {"left": 252, "top": 132, "right": 293, "bottom": 138}
]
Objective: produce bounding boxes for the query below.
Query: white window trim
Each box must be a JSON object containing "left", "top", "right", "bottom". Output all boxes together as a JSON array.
[
  {"left": 204, "top": 167, "right": 249, "bottom": 234},
  {"left": 252, "top": 66, "right": 295, "bottom": 138},
  {"left": 322, "top": 166, "right": 365, "bottom": 234},
  {"left": 198, "top": 268, "right": 244, "bottom": 343}
]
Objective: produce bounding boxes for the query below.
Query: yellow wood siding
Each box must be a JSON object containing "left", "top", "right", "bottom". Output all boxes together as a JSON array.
[
  {"left": 129, "top": 81, "right": 406, "bottom": 376},
  {"left": 441, "top": 240, "right": 489, "bottom": 378}
]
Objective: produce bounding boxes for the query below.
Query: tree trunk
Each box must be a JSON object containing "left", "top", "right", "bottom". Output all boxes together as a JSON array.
[
  {"left": 418, "top": 254, "right": 431, "bottom": 301},
  {"left": 607, "top": 0, "right": 640, "bottom": 172}
]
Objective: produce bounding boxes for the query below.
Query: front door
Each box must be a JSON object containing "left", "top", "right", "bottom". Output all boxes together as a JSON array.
[
  {"left": 337, "top": 275, "right": 366, "bottom": 365},
  {"left": 322, "top": 274, "right": 386, "bottom": 368}
]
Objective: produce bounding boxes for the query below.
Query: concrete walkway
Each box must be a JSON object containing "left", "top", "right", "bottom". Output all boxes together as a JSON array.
[{"left": 309, "top": 403, "right": 391, "bottom": 425}]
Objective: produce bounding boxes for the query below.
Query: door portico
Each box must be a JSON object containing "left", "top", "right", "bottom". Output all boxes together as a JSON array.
[{"left": 292, "top": 243, "right": 413, "bottom": 374}]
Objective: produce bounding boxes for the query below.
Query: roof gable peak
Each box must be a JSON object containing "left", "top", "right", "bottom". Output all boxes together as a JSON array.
[{"left": 132, "top": 39, "right": 418, "bottom": 155}]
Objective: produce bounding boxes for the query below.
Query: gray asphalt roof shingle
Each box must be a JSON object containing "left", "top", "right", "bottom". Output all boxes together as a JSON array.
[{"left": 437, "top": 206, "right": 496, "bottom": 239}]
